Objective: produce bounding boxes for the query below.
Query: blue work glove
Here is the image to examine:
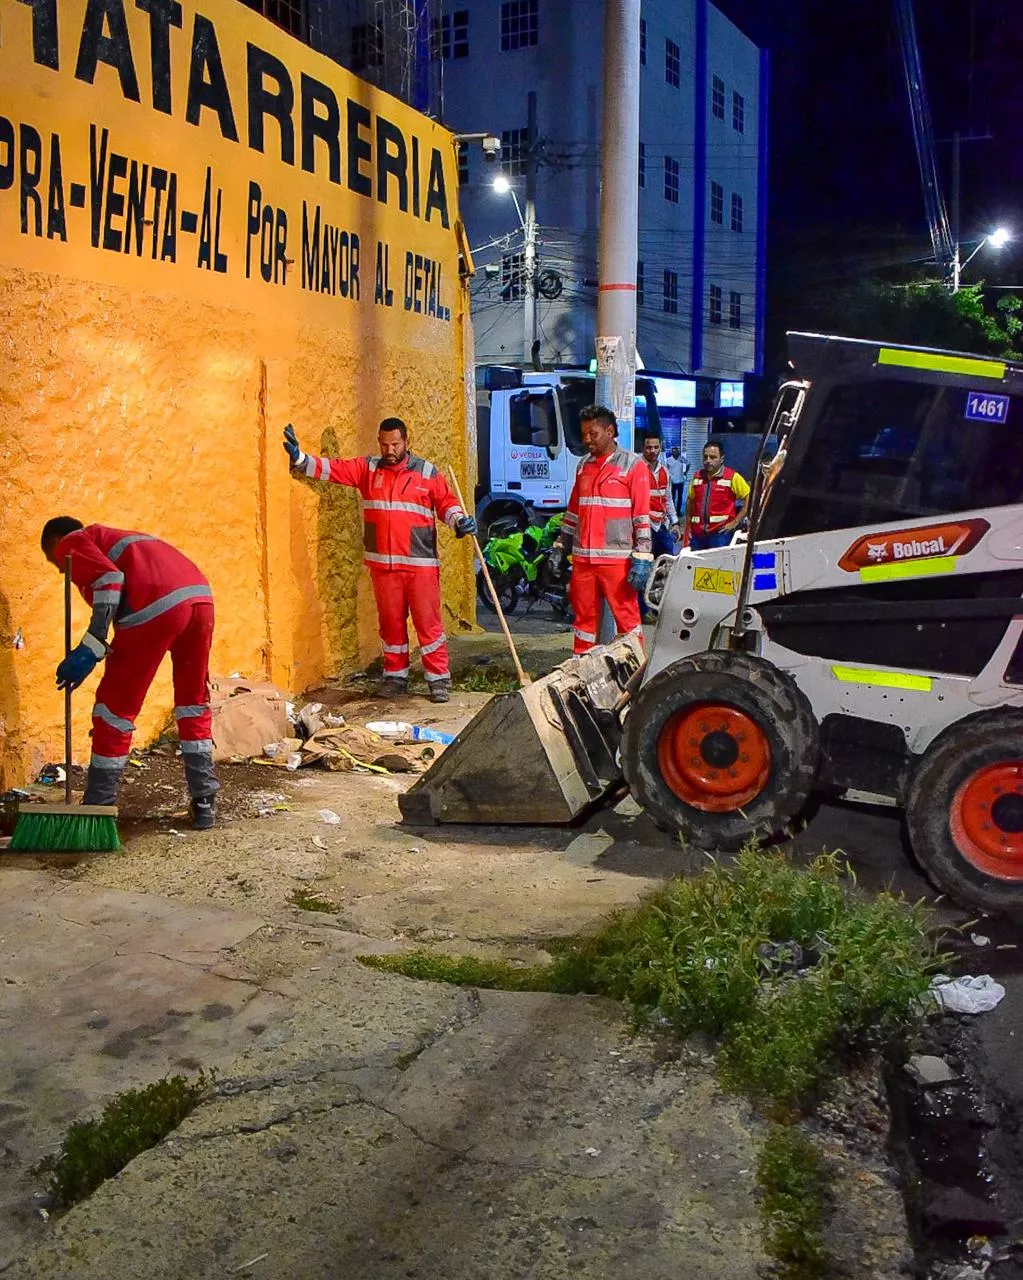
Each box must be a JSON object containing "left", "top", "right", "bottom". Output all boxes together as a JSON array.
[
  {"left": 55, "top": 644, "right": 99, "bottom": 692},
  {"left": 627, "top": 555, "right": 653, "bottom": 592},
  {"left": 283, "top": 423, "right": 304, "bottom": 467},
  {"left": 454, "top": 515, "right": 477, "bottom": 539}
]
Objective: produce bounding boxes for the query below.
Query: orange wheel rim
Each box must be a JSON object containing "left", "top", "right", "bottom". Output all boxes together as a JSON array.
[
  {"left": 656, "top": 703, "right": 771, "bottom": 813},
  {"left": 950, "top": 762, "right": 1023, "bottom": 880}
]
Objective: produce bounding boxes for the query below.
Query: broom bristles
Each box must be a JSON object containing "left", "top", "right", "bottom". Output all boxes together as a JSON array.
[{"left": 10, "top": 810, "right": 121, "bottom": 853}]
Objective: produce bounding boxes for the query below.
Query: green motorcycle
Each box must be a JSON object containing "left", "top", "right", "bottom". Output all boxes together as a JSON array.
[{"left": 475, "top": 515, "right": 571, "bottom": 619}]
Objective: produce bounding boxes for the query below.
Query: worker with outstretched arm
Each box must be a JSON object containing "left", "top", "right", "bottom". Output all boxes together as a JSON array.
[
  {"left": 683, "top": 437, "right": 751, "bottom": 550},
  {"left": 283, "top": 417, "right": 476, "bottom": 703},
  {"left": 39, "top": 518, "right": 219, "bottom": 829},
  {"left": 548, "top": 404, "right": 652, "bottom": 654}
]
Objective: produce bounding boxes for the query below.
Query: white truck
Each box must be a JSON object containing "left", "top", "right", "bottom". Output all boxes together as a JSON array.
[{"left": 473, "top": 367, "right": 663, "bottom": 540}]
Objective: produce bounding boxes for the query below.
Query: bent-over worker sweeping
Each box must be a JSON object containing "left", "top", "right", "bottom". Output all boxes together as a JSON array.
[
  {"left": 39, "top": 518, "right": 219, "bottom": 829},
  {"left": 283, "top": 417, "right": 476, "bottom": 703}
]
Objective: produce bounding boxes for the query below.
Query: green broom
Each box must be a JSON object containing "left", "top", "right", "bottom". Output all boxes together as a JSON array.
[{"left": 10, "top": 556, "right": 120, "bottom": 853}]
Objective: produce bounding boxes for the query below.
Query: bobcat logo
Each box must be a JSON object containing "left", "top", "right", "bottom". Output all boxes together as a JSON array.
[{"left": 865, "top": 541, "right": 889, "bottom": 562}]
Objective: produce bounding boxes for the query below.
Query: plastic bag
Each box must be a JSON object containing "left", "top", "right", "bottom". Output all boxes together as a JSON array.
[{"left": 930, "top": 974, "right": 1006, "bottom": 1014}]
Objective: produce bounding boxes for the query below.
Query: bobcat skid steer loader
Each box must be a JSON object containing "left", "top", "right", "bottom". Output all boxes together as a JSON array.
[{"left": 624, "top": 333, "right": 1023, "bottom": 913}]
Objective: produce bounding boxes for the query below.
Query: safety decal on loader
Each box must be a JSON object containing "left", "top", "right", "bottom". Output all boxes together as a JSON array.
[
  {"left": 838, "top": 518, "right": 989, "bottom": 577},
  {"left": 693, "top": 567, "right": 737, "bottom": 595}
]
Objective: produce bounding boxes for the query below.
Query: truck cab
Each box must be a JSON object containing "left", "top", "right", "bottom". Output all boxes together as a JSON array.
[{"left": 475, "top": 367, "right": 661, "bottom": 540}]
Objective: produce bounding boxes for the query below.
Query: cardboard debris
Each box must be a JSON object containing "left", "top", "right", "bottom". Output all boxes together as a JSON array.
[
  {"left": 210, "top": 676, "right": 289, "bottom": 764},
  {"left": 297, "top": 725, "right": 444, "bottom": 774}
]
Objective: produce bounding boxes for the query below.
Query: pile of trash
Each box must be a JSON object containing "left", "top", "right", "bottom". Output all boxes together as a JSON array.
[{"left": 209, "top": 678, "right": 453, "bottom": 776}]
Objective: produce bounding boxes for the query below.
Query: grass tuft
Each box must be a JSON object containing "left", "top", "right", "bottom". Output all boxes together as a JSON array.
[
  {"left": 452, "top": 665, "right": 520, "bottom": 693},
  {"left": 757, "top": 1122, "right": 833, "bottom": 1280},
  {"left": 38, "top": 1072, "right": 213, "bottom": 1209},
  {"left": 288, "top": 888, "right": 340, "bottom": 913}
]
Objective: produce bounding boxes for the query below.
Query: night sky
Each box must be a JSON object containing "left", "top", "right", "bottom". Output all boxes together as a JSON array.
[{"left": 714, "top": 0, "right": 1023, "bottom": 269}]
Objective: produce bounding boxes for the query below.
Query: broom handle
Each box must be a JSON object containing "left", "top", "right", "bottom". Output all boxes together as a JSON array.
[
  {"left": 64, "top": 556, "right": 72, "bottom": 806},
  {"left": 447, "top": 469, "right": 531, "bottom": 688}
]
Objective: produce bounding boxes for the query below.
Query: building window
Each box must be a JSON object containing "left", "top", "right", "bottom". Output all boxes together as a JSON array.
[
  {"left": 665, "top": 38, "right": 680, "bottom": 88},
  {"left": 457, "top": 141, "right": 469, "bottom": 185},
  {"left": 663, "top": 269, "right": 679, "bottom": 314},
  {"left": 637, "top": 260, "right": 645, "bottom": 306},
  {"left": 732, "top": 90, "right": 745, "bottom": 133},
  {"left": 730, "top": 192, "right": 743, "bottom": 232},
  {"left": 241, "top": 0, "right": 305, "bottom": 39},
  {"left": 710, "top": 180, "right": 723, "bottom": 224},
  {"left": 431, "top": 9, "right": 470, "bottom": 60},
  {"left": 502, "top": 251, "right": 524, "bottom": 300},
  {"left": 640, "top": 18, "right": 647, "bottom": 65},
  {"left": 638, "top": 142, "right": 645, "bottom": 189},
  {"left": 729, "top": 290, "right": 742, "bottom": 329},
  {"left": 350, "top": 22, "right": 383, "bottom": 73},
  {"left": 711, "top": 74, "right": 725, "bottom": 120},
  {"left": 664, "top": 156, "right": 679, "bottom": 204},
  {"left": 500, "top": 0, "right": 538, "bottom": 51},
  {"left": 500, "top": 127, "right": 529, "bottom": 177},
  {"left": 709, "top": 283, "right": 722, "bottom": 325}
]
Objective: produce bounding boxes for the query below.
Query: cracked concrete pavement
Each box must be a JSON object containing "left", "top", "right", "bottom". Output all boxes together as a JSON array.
[{"left": 5, "top": 956, "right": 770, "bottom": 1280}]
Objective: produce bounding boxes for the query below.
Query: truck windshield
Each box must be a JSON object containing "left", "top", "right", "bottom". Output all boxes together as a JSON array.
[
  {"left": 765, "top": 378, "right": 1023, "bottom": 537},
  {"left": 557, "top": 377, "right": 662, "bottom": 456}
]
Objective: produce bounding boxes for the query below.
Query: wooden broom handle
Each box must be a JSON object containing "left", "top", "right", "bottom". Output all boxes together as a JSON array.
[
  {"left": 447, "top": 470, "right": 531, "bottom": 688},
  {"left": 64, "top": 555, "right": 73, "bottom": 805}
]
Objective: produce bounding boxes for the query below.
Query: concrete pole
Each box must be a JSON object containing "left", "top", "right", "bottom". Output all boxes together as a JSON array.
[
  {"left": 595, "top": 0, "right": 640, "bottom": 443},
  {"left": 523, "top": 91, "right": 538, "bottom": 364},
  {"left": 595, "top": 0, "right": 641, "bottom": 643}
]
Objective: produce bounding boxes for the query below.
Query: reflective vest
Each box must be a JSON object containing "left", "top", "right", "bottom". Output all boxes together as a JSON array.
[
  {"left": 688, "top": 466, "right": 742, "bottom": 535},
  {"left": 55, "top": 524, "right": 211, "bottom": 639},
  {"left": 561, "top": 447, "right": 652, "bottom": 564},
  {"left": 647, "top": 462, "right": 673, "bottom": 527},
  {"left": 300, "top": 452, "right": 464, "bottom": 570}
]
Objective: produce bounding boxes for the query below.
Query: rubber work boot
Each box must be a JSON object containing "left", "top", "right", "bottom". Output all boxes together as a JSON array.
[
  {"left": 378, "top": 676, "right": 409, "bottom": 698},
  {"left": 428, "top": 679, "right": 452, "bottom": 704},
  {"left": 190, "top": 796, "right": 216, "bottom": 831}
]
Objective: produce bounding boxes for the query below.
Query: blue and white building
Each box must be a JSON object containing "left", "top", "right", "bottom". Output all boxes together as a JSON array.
[{"left": 436, "top": 0, "right": 767, "bottom": 390}]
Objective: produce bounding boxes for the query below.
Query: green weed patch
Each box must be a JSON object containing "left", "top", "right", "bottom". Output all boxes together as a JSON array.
[
  {"left": 39, "top": 1072, "right": 213, "bottom": 1210},
  {"left": 757, "top": 1122, "right": 833, "bottom": 1280}
]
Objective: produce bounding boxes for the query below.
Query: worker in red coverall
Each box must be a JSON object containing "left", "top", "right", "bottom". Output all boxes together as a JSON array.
[
  {"left": 548, "top": 405, "right": 652, "bottom": 655},
  {"left": 40, "top": 517, "right": 219, "bottom": 829},
  {"left": 283, "top": 417, "right": 475, "bottom": 703}
]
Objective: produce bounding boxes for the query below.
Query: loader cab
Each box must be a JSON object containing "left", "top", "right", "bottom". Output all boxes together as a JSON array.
[{"left": 757, "top": 334, "right": 1023, "bottom": 541}]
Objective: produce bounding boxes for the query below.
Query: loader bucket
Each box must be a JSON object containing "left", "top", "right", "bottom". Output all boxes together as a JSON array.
[{"left": 398, "top": 633, "right": 646, "bottom": 826}]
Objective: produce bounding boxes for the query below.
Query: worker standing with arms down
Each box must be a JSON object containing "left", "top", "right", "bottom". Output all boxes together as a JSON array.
[
  {"left": 665, "top": 445, "right": 689, "bottom": 519},
  {"left": 39, "top": 518, "right": 219, "bottom": 828},
  {"left": 683, "top": 438, "right": 750, "bottom": 551},
  {"left": 549, "top": 405, "right": 652, "bottom": 654},
  {"left": 642, "top": 434, "right": 680, "bottom": 556},
  {"left": 283, "top": 418, "right": 476, "bottom": 703}
]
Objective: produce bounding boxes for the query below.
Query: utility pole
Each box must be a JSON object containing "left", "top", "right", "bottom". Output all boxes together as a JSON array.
[
  {"left": 595, "top": 0, "right": 640, "bottom": 644},
  {"left": 523, "top": 91, "right": 539, "bottom": 365},
  {"left": 595, "top": 0, "right": 640, "bottom": 442}
]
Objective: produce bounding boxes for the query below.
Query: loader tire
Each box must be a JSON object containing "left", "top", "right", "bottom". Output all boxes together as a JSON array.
[
  {"left": 622, "top": 650, "right": 819, "bottom": 851},
  {"left": 905, "top": 708, "right": 1023, "bottom": 914}
]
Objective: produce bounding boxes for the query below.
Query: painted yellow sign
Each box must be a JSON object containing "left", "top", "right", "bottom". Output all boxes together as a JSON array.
[
  {"left": 693, "top": 567, "right": 737, "bottom": 595},
  {"left": 0, "top": 0, "right": 458, "bottom": 328}
]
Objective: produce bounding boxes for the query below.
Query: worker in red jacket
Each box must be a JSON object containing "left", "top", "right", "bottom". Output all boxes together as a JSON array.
[
  {"left": 284, "top": 417, "right": 475, "bottom": 703},
  {"left": 39, "top": 518, "right": 219, "bottom": 829},
  {"left": 549, "top": 405, "right": 652, "bottom": 654}
]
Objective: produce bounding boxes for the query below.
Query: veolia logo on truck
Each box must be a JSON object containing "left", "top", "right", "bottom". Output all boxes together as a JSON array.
[{"left": 838, "top": 518, "right": 989, "bottom": 571}]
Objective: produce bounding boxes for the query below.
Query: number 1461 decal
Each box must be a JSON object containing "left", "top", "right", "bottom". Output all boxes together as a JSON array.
[{"left": 965, "top": 392, "right": 1010, "bottom": 422}]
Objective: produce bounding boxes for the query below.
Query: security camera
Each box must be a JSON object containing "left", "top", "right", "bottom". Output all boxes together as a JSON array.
[{"left": 481, "top": 135, "right": 501, "bottom": 162}]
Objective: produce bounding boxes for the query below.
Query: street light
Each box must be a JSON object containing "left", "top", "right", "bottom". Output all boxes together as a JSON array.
[
  {"left": 491, "top": 176, "right": 537, "bottom": 359},
  {"left": 952, "top": 226, "right": 1011, "bottom": 292}
]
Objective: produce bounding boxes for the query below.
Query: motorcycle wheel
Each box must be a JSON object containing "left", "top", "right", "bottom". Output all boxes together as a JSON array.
[{"left": 476, "top": 568, "right": 519, "bottom": 614}]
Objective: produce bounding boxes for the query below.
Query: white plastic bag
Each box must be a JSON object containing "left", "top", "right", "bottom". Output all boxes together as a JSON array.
[{"left": 930, "top": 973, "right": 1006, "bottom": 1014}]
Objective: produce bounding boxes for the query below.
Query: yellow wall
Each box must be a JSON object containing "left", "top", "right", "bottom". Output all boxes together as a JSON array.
[{"left": 0, "top": 0, "right": 475, "bottom": 788}]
